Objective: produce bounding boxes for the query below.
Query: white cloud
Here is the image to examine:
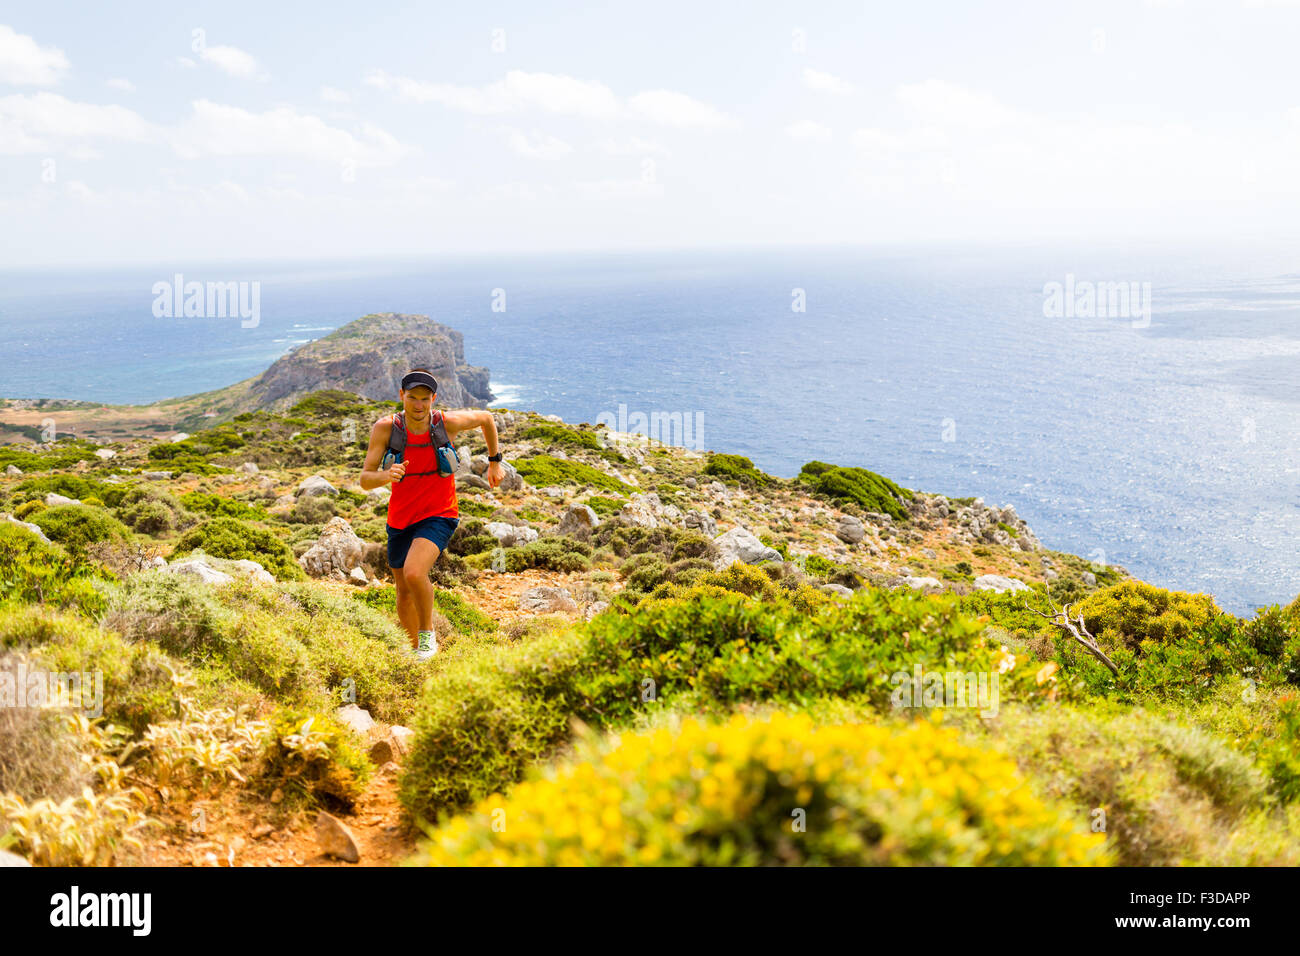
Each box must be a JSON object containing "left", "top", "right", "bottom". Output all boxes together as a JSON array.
[
  {"left": 65, "top": 179, "right": 95, "bottom": 200},
  {"left": 176, "top": 57, "right": 197, "bottom": 69},
  {"left": 896, "top": 79, "right": 1022, "bottom": 130},
  {"left": 627, "top": 90, "right": 737, "bottom": 128},
  {"left": 802, "top": 68, "right": 854, "bottom": 96},
  {"left": 171, "top": 99, "right": 409, "bottom": 165},
  {"left": 105, "top": 77, "right": 135, "bottom": 92},
  {"left": 785, "top": 119, "right": 832, "bottom": 142},
  {"left": 573, "top": 178, "right": 665, "bottom": 200},
  {"left": 320, "top": 85, "right": 352, "bottom": 104},
  {"left": 366, "top": 69, "right": 620, "bottom": 118},
  {"left": 483, "top": 181, "right": 542, "bottom": 201},
  {"left": 366, "top": 69, "right": 733, "bottom": 129},
  {"left": 0, "top": 92, "right": 159, "bottom": 153},
  {"left": 0, "top": 24, "right": 69, "bottom": 85},
  {"left": 597, "top": 136, "right": 670, "bottom": 157},
  {"left": 500, "top": 127, "right": 573, "bottom": 160},
  {"left": 198, "top": 44, "right": 264, "bottom": 80}
]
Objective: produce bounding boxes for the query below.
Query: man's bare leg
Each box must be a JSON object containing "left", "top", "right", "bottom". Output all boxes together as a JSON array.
[
  {"left": 400, "top": 538, "right": 442, "bottom": 652},
  {"left": 392, "top": 571, "right": 421, "bottom": 649}
]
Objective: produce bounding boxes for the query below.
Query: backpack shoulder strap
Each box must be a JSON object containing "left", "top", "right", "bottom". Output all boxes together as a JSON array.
[
  {"left": 429, "top": 409, "right": 451, "bottom": 448},
  {"left": 387, "top": 412, "right": 407, "bottom": 454}
]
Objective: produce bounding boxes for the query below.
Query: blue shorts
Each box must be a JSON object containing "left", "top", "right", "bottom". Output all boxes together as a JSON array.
[{"left": 386, "top": 515, "right": 460, "bottom": 569}]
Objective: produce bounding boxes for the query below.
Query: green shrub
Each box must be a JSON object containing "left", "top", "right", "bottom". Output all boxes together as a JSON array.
[
  {"left": 31, "top": 505, "right": 130, "bottom": 558},
  {"left": 259, "top": 706, "right": 372, "bottom": 811},
  {"left": 592, "top": 524, "right": 715, "bottom": 563},
  {"left": 416, "top": 711, "right": 1106, "bottom": 866},
  {"left": 1, "top": 605, "right": 181, "bottom": 737},
  {"left": 502, "top": 537, "right": 592, "bottom": 573},
  {"left": 523, "top": 425, "right": 603, "bottom": 452},
  {"left": 796, "top": 461, "right": 912, "bottom": 519},
  {"left": 585, "top": 496, "right": 624, "bottom": 517},
  {"left": 173, "top": 517, "right": 304, "bottom": 581},
  {"left": 1076, "top": 581, "right": 1224, "bottom": 655},
  {"left": 399, "top": 587, "right": 1042, "bottom": 822},
  {"left": 13, "top": 501, "right": 44, "bottom": 520},
  {"left": 513, "top": 456, "right": 632, "bottom": 496},
  {"left": 180, "top": 491, "right": 266, "bottom": 522},
  {"left": 0, "top": 523, "right": 112, "bottom": 615},
  {"left": 13, "top": 476, "right": 127, "bottom": 509},
  {"left": 989, "top": 705, "right": 1298, "bottom": 865},
  {"left": 702, "top": 453, "right": 773, "bottom": 488}
]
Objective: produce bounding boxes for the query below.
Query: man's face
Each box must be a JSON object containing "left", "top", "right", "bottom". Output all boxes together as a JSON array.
[{"left": 401, "top": 386, "right": 434, "bottom": 421}]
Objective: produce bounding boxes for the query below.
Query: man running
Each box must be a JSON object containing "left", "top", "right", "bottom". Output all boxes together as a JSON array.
[{"left": 360, "top": 368, "right": 504, "bottom": 659}]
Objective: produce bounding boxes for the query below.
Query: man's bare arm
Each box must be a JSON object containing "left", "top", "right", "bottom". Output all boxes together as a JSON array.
[
  {"left": 443, "top": 409, "right": 503, "bottom": 488},
  {"left": 359, "top": 418, "right": 405, "bottom": 490}
]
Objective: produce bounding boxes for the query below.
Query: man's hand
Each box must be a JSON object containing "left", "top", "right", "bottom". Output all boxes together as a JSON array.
[
  {"left": 486, "top": 460, "right": 504, "bottom": 488},
  {"left": 388, "top": 461, "right": 407, "bottom": 484}
]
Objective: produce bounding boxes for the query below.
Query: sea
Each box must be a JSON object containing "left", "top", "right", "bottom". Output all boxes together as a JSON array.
[{"left": 1, "top": 242, "right": 1297, "bottom": 617}]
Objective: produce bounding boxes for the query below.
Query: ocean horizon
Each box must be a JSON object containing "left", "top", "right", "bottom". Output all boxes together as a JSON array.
[{"left": 2, "top": 242, "right": 1297, "bottom": 617}]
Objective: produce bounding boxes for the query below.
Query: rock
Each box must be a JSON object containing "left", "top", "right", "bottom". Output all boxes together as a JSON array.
[
  {"left": 682, "top": 509, "right": 717, "bottom": 536},
  {"left": 973, "top": 574, "right": 1031, "bottom": 594},
  {"left": 239, "top": 461, "right": 260, "bottom": 475},
  {"left": 519, "top": 586, "right": 578, "bottom": 614},
  {"left": 94, "top": 448, "right": 116, "bottom": 460},
  {"left": 712, "top": 526, "right": 782, "bottom": 570},
  {"left": 364, "top": 485, "right": 391, "bottom": 502},
  {"left": 921, "top": 548, "right": 938, "bottom": 560},
  {"left": 539, "top": 485, "right": 567, "bottom": 499},
  {"left": 905, "top": 576, "right": 945, "bottom": 590},
  {"left": 471, "top": 455, "right": 489, "bottom": 476},
  {"left": 296, "top": 474, "right": 338, "bottom": 498},
  {"left": 0, "top": 849, "right": 30, "bottom": 867},
  {"left": 497, "top": 461, "right": 524, "bottom": 492},
  {"left": 820, "top": 584, "right": 854, "bottom": 598},
  {"left": 389, "top": 725, "right": 415, "bottom": 756},
  {"left": 142, "top": 471, "right": 173, "bottom": 481},
  {"left": 251, "top": 824, "right": 274, "bottom": 840},
  {"left": 3, "top": 514, "right": 51, "bottom": 543},
  {"left": 368, "top": 737, "right": 395, "bottom": 765},
  {"left": 584, "top": 600, "right": 611, "bottom": 620},
  {"left": 684, "top": 476, "right": 697, "bottom": 488},
  {"left": 229, "top": 559, "right": 275, "bottom": 584},
  {"left": 336, "top": 703, "right": 375, "bottom": 735},
  {"left": 299, "top": 516, "right": 365, "bottom": 577},
  {"left": 5, "top": 465, "right": 21, "bottom": 476},
  {"left": 619, "top": 493, "right": 661, "bottom": 529},
  {"left": 349, "top": 566, "right": 369, "bottom": 586},
  {"left": 315, "top": 812, "right": 360, "bottom": 864},
  {"left": 555, "top": 504, "right": 600, "bottom": 537},
  {"left": 457, "top": 474, "right": 490, "bottom": 490},
  {"left": 485, "top": 521, "right": 539, "bottom": 547},
  {"left": 44, "top": 493, "right": 79, "bottom": 507},
  {"left": 163, "top": 559, "right": 234, "bottom": 586},
  {"left": 172, "top": 433, "right": 191, "bottom": 443},
  {"left": 1082, "top": 571, "right": 1097, "bottom": 587},
  {"left": 835, "top": 515, "right": 865, "bottom": 544}
]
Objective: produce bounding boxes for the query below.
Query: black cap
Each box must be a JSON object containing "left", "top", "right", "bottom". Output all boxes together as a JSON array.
[{"left": 401, "top": 370, "right": 438, "bottom": 393}]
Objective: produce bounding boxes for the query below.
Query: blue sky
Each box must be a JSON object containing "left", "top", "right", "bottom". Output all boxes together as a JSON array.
[{"left": 2, "top": 0, "right": 1299, "bottom": 266}]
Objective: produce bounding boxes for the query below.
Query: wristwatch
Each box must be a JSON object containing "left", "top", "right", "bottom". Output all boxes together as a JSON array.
[{"left": 488, "top": 452, "right": 503, "bottom": 462}]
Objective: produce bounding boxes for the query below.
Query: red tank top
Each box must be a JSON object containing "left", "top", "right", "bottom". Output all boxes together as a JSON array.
[{"left": 386, "top": 411, "right": 458, "bottom": 529}]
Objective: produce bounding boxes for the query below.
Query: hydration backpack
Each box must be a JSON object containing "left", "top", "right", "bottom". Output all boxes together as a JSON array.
[{"left": 382, "top": 410, "right": 460, "bottom": 478}]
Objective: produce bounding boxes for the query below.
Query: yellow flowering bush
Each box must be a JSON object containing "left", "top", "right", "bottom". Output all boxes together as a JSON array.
[{"left": 413, "top": 712, "right": 1108, "bottom": 866}]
